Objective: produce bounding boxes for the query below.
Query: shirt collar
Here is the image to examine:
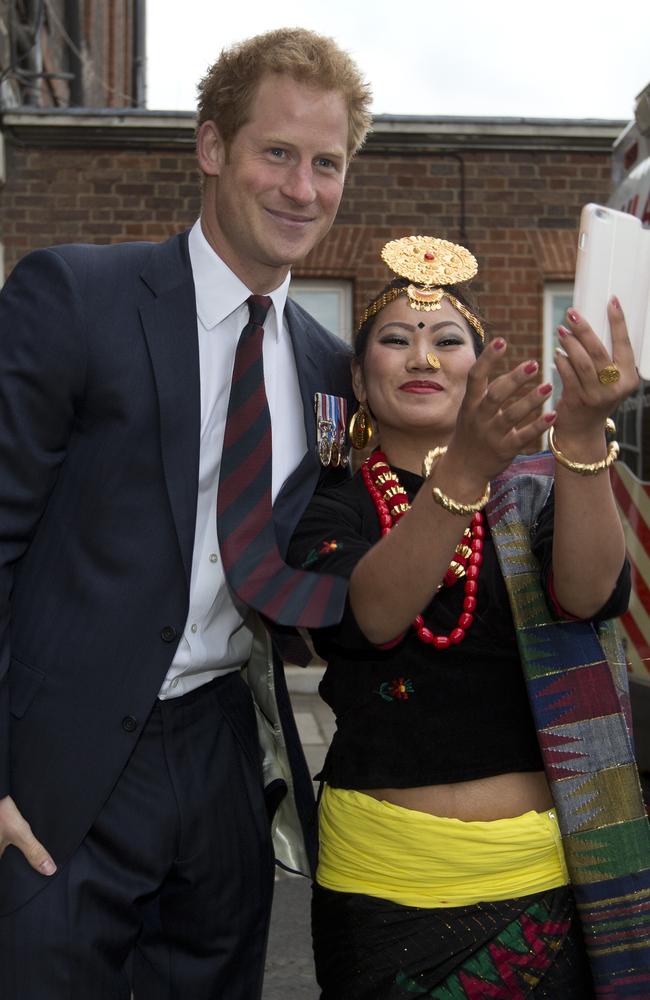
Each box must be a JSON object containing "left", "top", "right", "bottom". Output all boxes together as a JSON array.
[{"left": 188, "top": 219, "right": 290, "bottom": 341}]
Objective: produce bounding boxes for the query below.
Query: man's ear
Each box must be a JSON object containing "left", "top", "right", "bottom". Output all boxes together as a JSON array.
[{"left": 196, "top": 121, "right": 226, "bottom": 177}]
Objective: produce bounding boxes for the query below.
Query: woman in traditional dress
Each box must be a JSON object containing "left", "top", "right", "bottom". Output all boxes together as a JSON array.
[{"left": 288, "top": 236, "right": 650, "bottom": 998}]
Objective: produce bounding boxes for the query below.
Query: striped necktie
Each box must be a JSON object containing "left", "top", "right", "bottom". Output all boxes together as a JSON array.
[{"left": 217, "top": 295, "right": 347, "bottom": 627}]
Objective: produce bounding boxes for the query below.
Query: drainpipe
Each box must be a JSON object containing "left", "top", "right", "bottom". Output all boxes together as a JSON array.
[
  {"left": 132, "top": 0, "right": 146, "bottom": 107},
  {"left": 64, "top": 0, "right": 83, "bottom": 106}
]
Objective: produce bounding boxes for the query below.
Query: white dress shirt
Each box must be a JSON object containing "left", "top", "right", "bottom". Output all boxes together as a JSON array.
[{"left": 158, "top": 220, "right": 307, "bottom": 699}]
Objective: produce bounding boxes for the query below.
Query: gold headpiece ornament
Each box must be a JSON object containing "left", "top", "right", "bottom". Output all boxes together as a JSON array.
[{"left": 358, "top": 235, "right": 485, "bottom": 341}]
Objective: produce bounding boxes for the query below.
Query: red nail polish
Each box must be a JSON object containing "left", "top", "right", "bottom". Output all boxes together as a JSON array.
[
  {"left": 538, "top": 383, "right": 552, "bottom": 396},
  {"left": 492, "top": 338, "right": 506, "bottom": 350},
  {"left": 557, "top": 325, "right": 570, "bottom": 338},
  {"left": 524, "top": 360, "right": 538, "bottom": 374},
  {"left": 611, "top": 295, "right": 621, "bottom": 311},
  {"left": 567, "top": 309, "right": 580, "bottom": 323},
  {"left": 544, "top": 411, "right": 556, "bottom": 424}
]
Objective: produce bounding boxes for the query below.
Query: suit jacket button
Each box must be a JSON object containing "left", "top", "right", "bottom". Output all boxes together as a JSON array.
[
  {"left": 122, "top": 716, "right": 138, "bottom": 733},
  {"left": 160, "top": 625, "right": 177, "bottom": 642}
]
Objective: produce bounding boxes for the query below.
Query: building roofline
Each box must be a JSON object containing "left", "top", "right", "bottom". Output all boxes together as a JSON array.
[{"left": 0, "top": 107, "right": 627, "bottom": 154}]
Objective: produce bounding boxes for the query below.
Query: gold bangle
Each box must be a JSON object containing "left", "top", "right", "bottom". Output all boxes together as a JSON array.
[
  {"left": 548, "top": 422, "right": 619, "bottom": 476},
  {"left": 422, "top": 445, "right": 448, "bottom": 478},
  {"left": 431, "top": 481, "right": 491, "bottom": 516},
  {"left": 424, "top": 445, "right": 489, "bottom": 513}
]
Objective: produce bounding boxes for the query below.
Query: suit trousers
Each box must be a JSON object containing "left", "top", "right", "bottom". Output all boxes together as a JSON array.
[{"left": 0, "top": 670, "right": 276, "bottom": 1000}]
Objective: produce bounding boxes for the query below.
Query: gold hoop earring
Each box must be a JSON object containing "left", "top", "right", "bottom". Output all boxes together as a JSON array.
[
  {"left": 348, "top": 403, "right": 373, "bottom": 450},
  {"left": 426, "top": 353, "right": 441, "bottom": 371}
]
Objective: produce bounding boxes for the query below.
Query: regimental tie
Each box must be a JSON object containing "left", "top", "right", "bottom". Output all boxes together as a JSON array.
[{"left": 217, "top": 295, "right": 348, "bottom": 627}]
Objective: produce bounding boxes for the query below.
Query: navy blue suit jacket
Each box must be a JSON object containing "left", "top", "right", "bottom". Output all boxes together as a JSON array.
[{"left": 0, "top": 231, "right": 354, "bottom": 914}]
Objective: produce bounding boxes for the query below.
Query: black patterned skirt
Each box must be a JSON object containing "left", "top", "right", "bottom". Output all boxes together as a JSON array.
[{"left": 312, "top": 882, "right": 594, "bottom": 999}]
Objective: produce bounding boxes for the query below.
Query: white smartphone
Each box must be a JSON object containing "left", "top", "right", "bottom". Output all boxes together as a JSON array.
[{"left": 573, "top": 203, "right": 650, "bottom": 378}]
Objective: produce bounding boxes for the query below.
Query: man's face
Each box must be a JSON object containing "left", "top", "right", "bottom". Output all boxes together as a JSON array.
[{"left": 198, "top": 73, "right": 349, "bottom": 292}]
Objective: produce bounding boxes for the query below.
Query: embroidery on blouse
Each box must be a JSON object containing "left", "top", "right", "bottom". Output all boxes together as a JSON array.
[
  {"left": 376, "top": 677, "right": 414, "bottom": 702},
  {"left": 302, "top": 539, "right": 342, "bottom": 568}
]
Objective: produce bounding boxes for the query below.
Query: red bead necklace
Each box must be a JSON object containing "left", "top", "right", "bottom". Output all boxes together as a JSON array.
[{"left": 361, "top": 449, "right": 484, "bottom": 649}]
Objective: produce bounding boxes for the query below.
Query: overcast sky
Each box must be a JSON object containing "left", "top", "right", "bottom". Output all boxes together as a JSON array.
[{"left": 146, "top": 0, "right": 650, "bottom": 122}]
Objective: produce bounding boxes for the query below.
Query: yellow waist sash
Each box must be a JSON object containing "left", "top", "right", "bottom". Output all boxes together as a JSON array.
[{"left": 317, "top": 785, "right": 569, "bottom": 908}]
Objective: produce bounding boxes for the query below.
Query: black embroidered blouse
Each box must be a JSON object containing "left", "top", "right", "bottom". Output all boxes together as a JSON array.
[{"left": 287, "top": 466, "right": 630, "bottom": 790}]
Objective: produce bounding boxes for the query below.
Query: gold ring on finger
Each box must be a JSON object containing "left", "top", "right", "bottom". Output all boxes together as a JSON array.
[{"left": 598, "top": 363, "right": 621, "bottom": 385}]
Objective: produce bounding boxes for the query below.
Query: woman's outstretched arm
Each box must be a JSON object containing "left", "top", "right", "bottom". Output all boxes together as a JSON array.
[{"left": 550, "top": 297, "right": 638, "bottom": 619}]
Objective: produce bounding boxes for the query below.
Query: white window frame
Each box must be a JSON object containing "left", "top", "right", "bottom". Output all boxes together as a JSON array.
[
  {"left": 543, "top": 282, "right": 574, "bottom": 409},
  {"left": 288, "top": 279, "right": 353, "bottom": 343}
]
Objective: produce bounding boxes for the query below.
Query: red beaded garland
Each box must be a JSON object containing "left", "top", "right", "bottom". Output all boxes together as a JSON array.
[{"left": 362, "top": 450, "right": 483, "bottom": 650}]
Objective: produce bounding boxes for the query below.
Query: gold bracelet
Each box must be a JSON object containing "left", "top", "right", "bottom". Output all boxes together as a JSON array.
[
  {"left": 548, "top": 421, "right": 619, "bottom": 476},
  {"left": 424, "top": 445, "right": 490, "bottom": 513},
  {"left": 422, "top": 445, "right": 448, "bottom": 478},
  {"left": 431, "top": 481, "right": 491, "bottom": 516}
]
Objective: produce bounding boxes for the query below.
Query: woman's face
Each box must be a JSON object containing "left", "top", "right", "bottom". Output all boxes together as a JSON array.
[{"left": 353, "top": 296, "right": 478, "bottom": 440}]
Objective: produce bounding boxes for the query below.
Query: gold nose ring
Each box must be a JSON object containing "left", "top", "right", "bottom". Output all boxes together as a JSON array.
[{"left": 426, "top": 353, "right": 441, "bottom": 371}]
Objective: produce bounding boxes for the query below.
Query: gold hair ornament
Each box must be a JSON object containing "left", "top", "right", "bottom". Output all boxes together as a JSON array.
[
  {"left": 381, "top": 235, "right": 478, "bottom": 286},
  {"left": 548, "top": 419, "right": 619, "bottom": 475},
  {"left": 358, "top": 236, "right": 485, "bottom": 341}
]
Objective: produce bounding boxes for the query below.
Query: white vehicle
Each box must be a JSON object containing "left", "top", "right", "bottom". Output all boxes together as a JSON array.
[{"left": 611, "top": 84, "right": 650, "bottom": 224}]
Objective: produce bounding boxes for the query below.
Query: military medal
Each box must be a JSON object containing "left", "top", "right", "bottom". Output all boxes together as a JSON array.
[{"left": 315, "top": 393, "right": 348, "bottom": 468}]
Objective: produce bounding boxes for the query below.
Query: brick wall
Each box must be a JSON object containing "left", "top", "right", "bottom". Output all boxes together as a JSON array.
[{"left": 2, "top": 146, "right": 201, "bottom": 258}]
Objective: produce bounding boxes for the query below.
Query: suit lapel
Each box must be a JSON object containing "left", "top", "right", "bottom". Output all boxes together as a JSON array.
[
  {"left": 138, "top": 232, "right": 200, "bottom": 583},
  {"left": 272, "top": 302, "right": 323, "bottom": 554},
  {"left": 274, "top": 300, "right": 358, "bottom": 554},
  {"left": 285, "top": 299, "right": 320, "bottom": 456},
  {"left": 273, "top": 299, "right": 327, "bottom": 555}
]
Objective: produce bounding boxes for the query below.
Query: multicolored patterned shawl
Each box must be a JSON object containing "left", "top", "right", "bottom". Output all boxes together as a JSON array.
[{"left": 487, "top": 452, "right": 650, "bottom": 997}]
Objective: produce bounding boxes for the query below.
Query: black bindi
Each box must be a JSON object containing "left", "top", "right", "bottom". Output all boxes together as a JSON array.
[{"left": 417, "top": 321, "right": 426, "bottom": 329}]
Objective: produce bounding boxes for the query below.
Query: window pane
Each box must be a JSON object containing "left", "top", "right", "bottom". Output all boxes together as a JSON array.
[
  {"left": 288, "top": 279, "right": 353, "bottom": 342},
  {"left": 550, "top": 293, "right": 573, "bottom": 405},
  {"left": 289, "top": 289, "right": 341, "bottom": 335}
]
